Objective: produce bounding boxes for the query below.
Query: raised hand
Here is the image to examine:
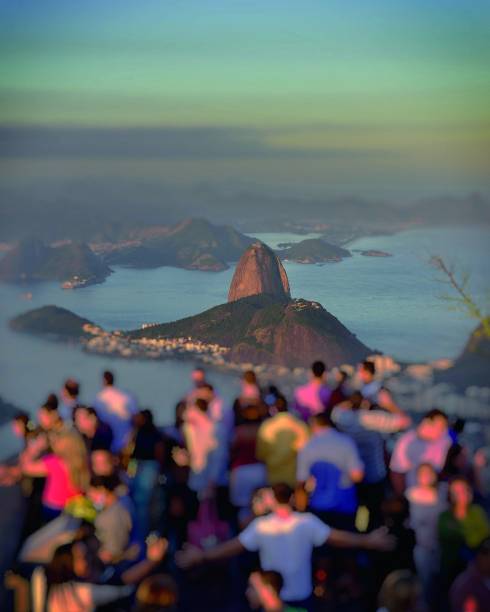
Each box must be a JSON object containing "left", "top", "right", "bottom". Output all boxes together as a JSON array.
[{"left": 146, "top": 536, "right": 169, "bottom": 563}]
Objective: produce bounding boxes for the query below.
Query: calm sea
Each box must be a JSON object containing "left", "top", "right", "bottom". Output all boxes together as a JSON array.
[{"left": 0, "top": 226, "right": 488, "bottom": 457}]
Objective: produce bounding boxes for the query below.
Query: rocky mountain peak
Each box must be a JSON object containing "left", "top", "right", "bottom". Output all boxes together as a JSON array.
[{"left": 228, "top": 241, "right": 291, "bottom": 303}]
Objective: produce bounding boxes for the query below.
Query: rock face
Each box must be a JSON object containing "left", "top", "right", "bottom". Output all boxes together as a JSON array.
[{"left": 228, "top": 242, "right": 291, "bottom": 303}]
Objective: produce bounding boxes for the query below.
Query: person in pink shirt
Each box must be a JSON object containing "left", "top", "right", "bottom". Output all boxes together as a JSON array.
[
  {"left": 20, "top": 430, "right": 90, "bottom": 522},
  {"left": 294, "top": 361, "right": 331, "bottom": 421}
]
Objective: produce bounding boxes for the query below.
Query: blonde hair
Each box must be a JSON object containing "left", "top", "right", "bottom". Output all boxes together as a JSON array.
[{"left": 52, "top": 430, "right": 90, "bottom": 492}]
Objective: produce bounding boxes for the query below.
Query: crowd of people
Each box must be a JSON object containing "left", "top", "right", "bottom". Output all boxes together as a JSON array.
[{"left": 1, "top": 360, "right": 489, "bottom": 611}]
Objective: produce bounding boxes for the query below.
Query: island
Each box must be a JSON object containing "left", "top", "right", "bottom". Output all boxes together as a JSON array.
[
  {"left": 102, "top": 218, "right": 254, "bottom": 272},
  {"left": 11, "top": 242, "right": 372, "bottom": 370},
  {"left": 359, "top": 250, "right": 393, "bottom": 258},
  {"left": 0, "top": 238, "right": 112, "bottom": 288},
  {"left": 277, "top": 238, "right": 351, "bottom": 264}
]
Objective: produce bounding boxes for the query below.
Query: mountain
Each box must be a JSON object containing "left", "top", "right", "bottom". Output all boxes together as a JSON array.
[
  {"left": 228, "top": 242, "right": 290, "bottom": 302},
  {"left": 10, "top": 305, "right": 94, "bottom": 338},
  {"left": 128, "top": 293, "right": 371, "bottom": 368},
  {"left": 0, "top": 396, "right": 20, "bottom": 426},
  {"left": 277, "top": 238, "right": 351, "bottom": 263},
  {"left": 0, "top": 238, "right": 111, "bottom": 286},
  {"left": 104, "top": 218, "right": 254, "bottom": 271},
  {"left": 436, "top": 321, "right": 490, "bottom": 389},
  {"left": 11, "top": 236, "right": 372, "bottom": 369}
]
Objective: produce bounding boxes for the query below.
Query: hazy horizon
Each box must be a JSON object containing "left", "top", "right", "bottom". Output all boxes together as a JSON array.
[{"left": 1, "top": 0, "right": 489, "bottom": 204}]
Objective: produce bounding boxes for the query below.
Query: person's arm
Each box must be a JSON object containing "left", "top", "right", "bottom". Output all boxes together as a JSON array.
[
  {"left": 360, "top": 410, "right": 411, "bottom": 433},
  {"left": 121, "top": 537, "right": 168, "bottom": 584},
  {"left": 20, "top": 456, "right": 48, "bottom": 478},
  {"left": 327, "top": 526, "right": 395, "bottom": 551},
  {"left": 175, "top": 537, "right": 245, "bottom": 569},
  {"left": 376, "top": 388, "right": 403, "bottom": 414}
]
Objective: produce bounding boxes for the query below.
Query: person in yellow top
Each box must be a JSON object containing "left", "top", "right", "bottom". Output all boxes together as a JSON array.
[{"left": 256, "top": 397, "right": 309, "bottom": 488}]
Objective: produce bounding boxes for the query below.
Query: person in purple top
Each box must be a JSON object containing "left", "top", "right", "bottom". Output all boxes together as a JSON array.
[{"left": 293, "top": 361, "right": 331, "bottom": 421}]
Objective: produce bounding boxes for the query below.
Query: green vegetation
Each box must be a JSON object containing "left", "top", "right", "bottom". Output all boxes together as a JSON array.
[
  {"left": 277, "top": 238, "right": 351, "bottom": 263},
  {"left": 430, "top": 256, "right": 490, "bottom": 340},
  {"left": 10, "top": 305, "right": 93, "bottom": 338}
]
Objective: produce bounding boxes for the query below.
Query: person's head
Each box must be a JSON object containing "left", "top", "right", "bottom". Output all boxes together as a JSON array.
[
  {"left": 51, "top": 430, "right": 90, "bottom": 492},
  {"left": 134, "top": 408, "right": 155, "bottom": 430},
  {"left": 192, "top": 383, "right": 215, "bottom": 403},
  {"left": 44, "top": 393, "right": 59, "bottom": 411},
  {"left": 91, "top": 448, "right": 117, "bottom": 476},
  {"left": 475, "top": 537, "right": 490, "bottom": 577},
  {"left": 246, "top": 570, "right": 284, "bottom": 611},
  {"left": 103, "top": 370, "right": 114, "bottom": 387},
  {"left": 191, "top": 366, "right": 206, "bottom": 388},
  {"left": 311, "top": 360, "right": 326, "bottom": 380},
  {"left": 448, "top": 476, "right": 473, "bottom": 509},
  {"left": 349, "top": 391, "right": 364, "bottom": 410},
  {"left": 87, "top": 474, "right": 120, "bottom": 510},
  {"left": 416, "top": 463, "right": 438, "bottom": 488},
  {"left": 417, "top": 409, "right": 448, "bottom": 441},
  {"left": 194, "top": 398, "right": 208, "bottom": 413},
  {"left": 378, "top": 570, "right": 421, "bottom": 612},
  {"left": 46, "top": 541, "right": 89, "bottom": 585},
  {"left": 274, "top": 396, "right": 288, "bottom": 413},
  {"left": 74, "top": 405, "right": 98, "bottom": 437},
  {"left": 62, "top": 378, "right": 79, "bottom": 401},
  {"left": 310, "top": 411, "right": 334, "bottom": 432},
  {"left": 337, "top": 368, "right": 349, "bottom": 385},
  {"left": 134, "top": 574, "right": 179, "bottom": 612},
  {"left": 12, "top": 411, "right": 30, "bottom": 439},
  {"left": 37, "top": 402, "right": 60, "bottom": 430},
  {"left": 271, "top": 483, "right": 293, "bottom": 507},
  {"left": 359, "top": 360, "right": 376, "bottom": 384}
]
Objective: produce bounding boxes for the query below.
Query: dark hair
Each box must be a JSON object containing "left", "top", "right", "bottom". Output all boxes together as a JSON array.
[
  {"left": 362, "top": 360, "right": 376, "bottom": 376},
  {"left": 424, "top": 408, "right": 448, "bottom": 423},
  {"left": 195, "top": 398, "right": 208, "bottom": 413},
  {"left": 201, "top": 383, "right": 214, "bottom": 392},
  {"left": 40, "top": 402, "right": 59, "bottom": 414},
  {"left": 64, "top": 379, "right": 79, "bottom": 398},
  {"left": 45, "top": 543, "right": 77, "bottom": 585},
  {"left": 257, "top": 570, "right": 284, "bottom": 597},
  {"left": 272, "top": 483, "right": 293, "bottom": 505},
  {"left": 275, "top": 396, "right": 288, "bottom": 413},
  {"left": 89, "top": 473, "right": 120, "bottom": 492},
  {"left": 311, "top": 411, "right": 334, "bottom": 428},
  {"left": 243, "top": 370, "right": 257, "bottom": 385},
  {"left": 45, "top": 393, "right": 59, "bottom": 410},
  {"left": 135, "top": 574, "right": 179, "bottom": 611},
  {"left": 311, "top": 361, "right": 326, "bottom": 378},
  {"left": 13, "top": 411, "right": 29, "bottom": 427},
  {"left": 103, "top": 371, "right": 114, "bottom": 386},
  {"left": 349, "top": 391, "right": 364, "bottom": 410},
  {"left": 75, "top": 405, "right": 97, "bottom": 418}
]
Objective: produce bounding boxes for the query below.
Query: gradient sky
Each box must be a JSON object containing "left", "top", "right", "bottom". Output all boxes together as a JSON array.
[{"left": 1, "top": 0, "right": 489, "bottom": 198}]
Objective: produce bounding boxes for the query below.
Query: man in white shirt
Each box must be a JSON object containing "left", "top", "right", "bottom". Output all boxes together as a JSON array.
[
  {"left": 176, "top": 483, "right": 395, "bottom": 609},
  {"left": 93, "top": 371, "right": 138, "bottom": 454}
]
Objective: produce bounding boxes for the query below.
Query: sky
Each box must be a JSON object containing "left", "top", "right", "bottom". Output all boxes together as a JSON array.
[{"left": 0, "top": 0, "right": 489, "bottom": 199}]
